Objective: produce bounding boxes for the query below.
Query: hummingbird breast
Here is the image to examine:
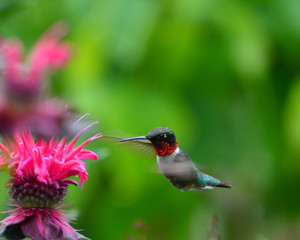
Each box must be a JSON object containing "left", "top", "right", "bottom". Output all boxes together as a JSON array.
[{"left": 157, "top": 147, "right": 196, "bottom": 191}]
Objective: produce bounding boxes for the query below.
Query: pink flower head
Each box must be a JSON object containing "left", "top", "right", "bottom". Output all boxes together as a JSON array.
[
  {"left": 0, "top": 22, "right": 72, "bottom": 136},
  {"left": 0, "top": 208, "right": 87, "bottom": 240},
  {"left": 0, "top": 21, "right": 70, "bottom": 103},
  {"left": 0, "top": 129, "right": 101, "bottom": 240}
]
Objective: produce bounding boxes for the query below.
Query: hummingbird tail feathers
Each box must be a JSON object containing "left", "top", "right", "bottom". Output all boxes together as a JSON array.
[
  {"left": 214, "top": 181, "right": 231, "bottom": 189},
  {"left": 197, "top": 172, "right": 231, "bottom": 189}
]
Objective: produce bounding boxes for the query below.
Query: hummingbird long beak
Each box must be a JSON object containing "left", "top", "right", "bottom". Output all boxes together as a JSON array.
[{"left": 119, "top": 136, "right": 148, "bottom": 142}]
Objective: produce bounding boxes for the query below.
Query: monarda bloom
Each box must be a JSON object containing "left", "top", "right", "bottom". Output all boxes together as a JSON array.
[
  {"left": 0, "top": 22, "right": 71, "bottom": 136},
  {"left": 0, "top": 129, "right": 101, "bottom": 240},
  {"left": 0, "top": 21, "right": 70, "bottom": 103}
]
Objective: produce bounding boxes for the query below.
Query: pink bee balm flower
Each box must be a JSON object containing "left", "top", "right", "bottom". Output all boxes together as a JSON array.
[
  {"left": 0, "top": 21, "right": 70, "bottom": 103},
  {"left": 0, "top": 129, "right": 102, "bottom": 240},
  {"left": 0, "top": 22, "right": 72, "bottom": 136}
]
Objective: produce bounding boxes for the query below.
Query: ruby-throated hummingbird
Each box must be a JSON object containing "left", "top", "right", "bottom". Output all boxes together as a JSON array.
[{"left": 120, "top": 127, "right": 231, "bottom": 191}]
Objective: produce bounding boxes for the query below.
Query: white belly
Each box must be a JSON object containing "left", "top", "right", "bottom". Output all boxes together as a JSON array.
[
  {"left": 157, "top": 147, "right": 188, "bottom": 176},
  {"left": 156, "top": 147, "right": 196, "bottom": 190},
  {"left": 157, "top": 147, "right": 179, "bottom": 165}
]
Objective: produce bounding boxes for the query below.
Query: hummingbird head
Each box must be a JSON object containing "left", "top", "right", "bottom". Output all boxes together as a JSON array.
[
  {"left": 146, "top": 127, "right": 176, "bottom": 144},
  {"left": 120, "top": 127, "right": 178, "bottom": 157},
  {"left": 146, "top": 127, "right": 178, "bottom": 156}
]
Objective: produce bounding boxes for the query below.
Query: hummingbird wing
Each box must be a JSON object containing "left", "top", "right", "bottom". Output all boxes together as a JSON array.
[{"left": 102, "top": 135, "right": 156, "bottom": 158}]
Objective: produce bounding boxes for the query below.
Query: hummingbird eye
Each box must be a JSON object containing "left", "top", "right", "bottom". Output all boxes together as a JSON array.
[{"left": 159, "top": 133, "right": 167, "bottom": 139}]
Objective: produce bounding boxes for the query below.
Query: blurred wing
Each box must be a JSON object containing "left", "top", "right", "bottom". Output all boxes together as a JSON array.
[{"left": 102, "top": 135, "right": 156, "bottom": 158}]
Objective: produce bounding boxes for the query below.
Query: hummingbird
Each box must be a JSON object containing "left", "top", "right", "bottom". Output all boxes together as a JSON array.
[{"left": 120, "top": 127, "right": 231, "bottom": 191}]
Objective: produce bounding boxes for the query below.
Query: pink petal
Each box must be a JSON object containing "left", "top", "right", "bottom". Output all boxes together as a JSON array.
[
  {"left": 2, "top": 40, "right": 23, "bottom": 81},
  {"left": 77, "top": 149, "right": 98, "bottom": 160},
  {"left": 62, "top": 179, "right": 78, "bottom": 186}
]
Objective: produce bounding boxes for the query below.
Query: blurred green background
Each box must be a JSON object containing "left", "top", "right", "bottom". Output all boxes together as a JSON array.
[{"left": 1, "top": 0, "right": 300, "bottom": 239}]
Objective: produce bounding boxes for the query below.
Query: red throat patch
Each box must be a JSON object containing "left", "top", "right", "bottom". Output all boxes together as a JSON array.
[{"left": 152, "top": 141, "right": 178, "bottom": 157}]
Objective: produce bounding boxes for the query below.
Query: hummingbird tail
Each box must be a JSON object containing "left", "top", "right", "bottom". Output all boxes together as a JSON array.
[
  {"left": 214, "top": 181, "right": 232, "bottom": 189},
  {"left": 197, "top": 172, "right": 232, "bottom": 189}
]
